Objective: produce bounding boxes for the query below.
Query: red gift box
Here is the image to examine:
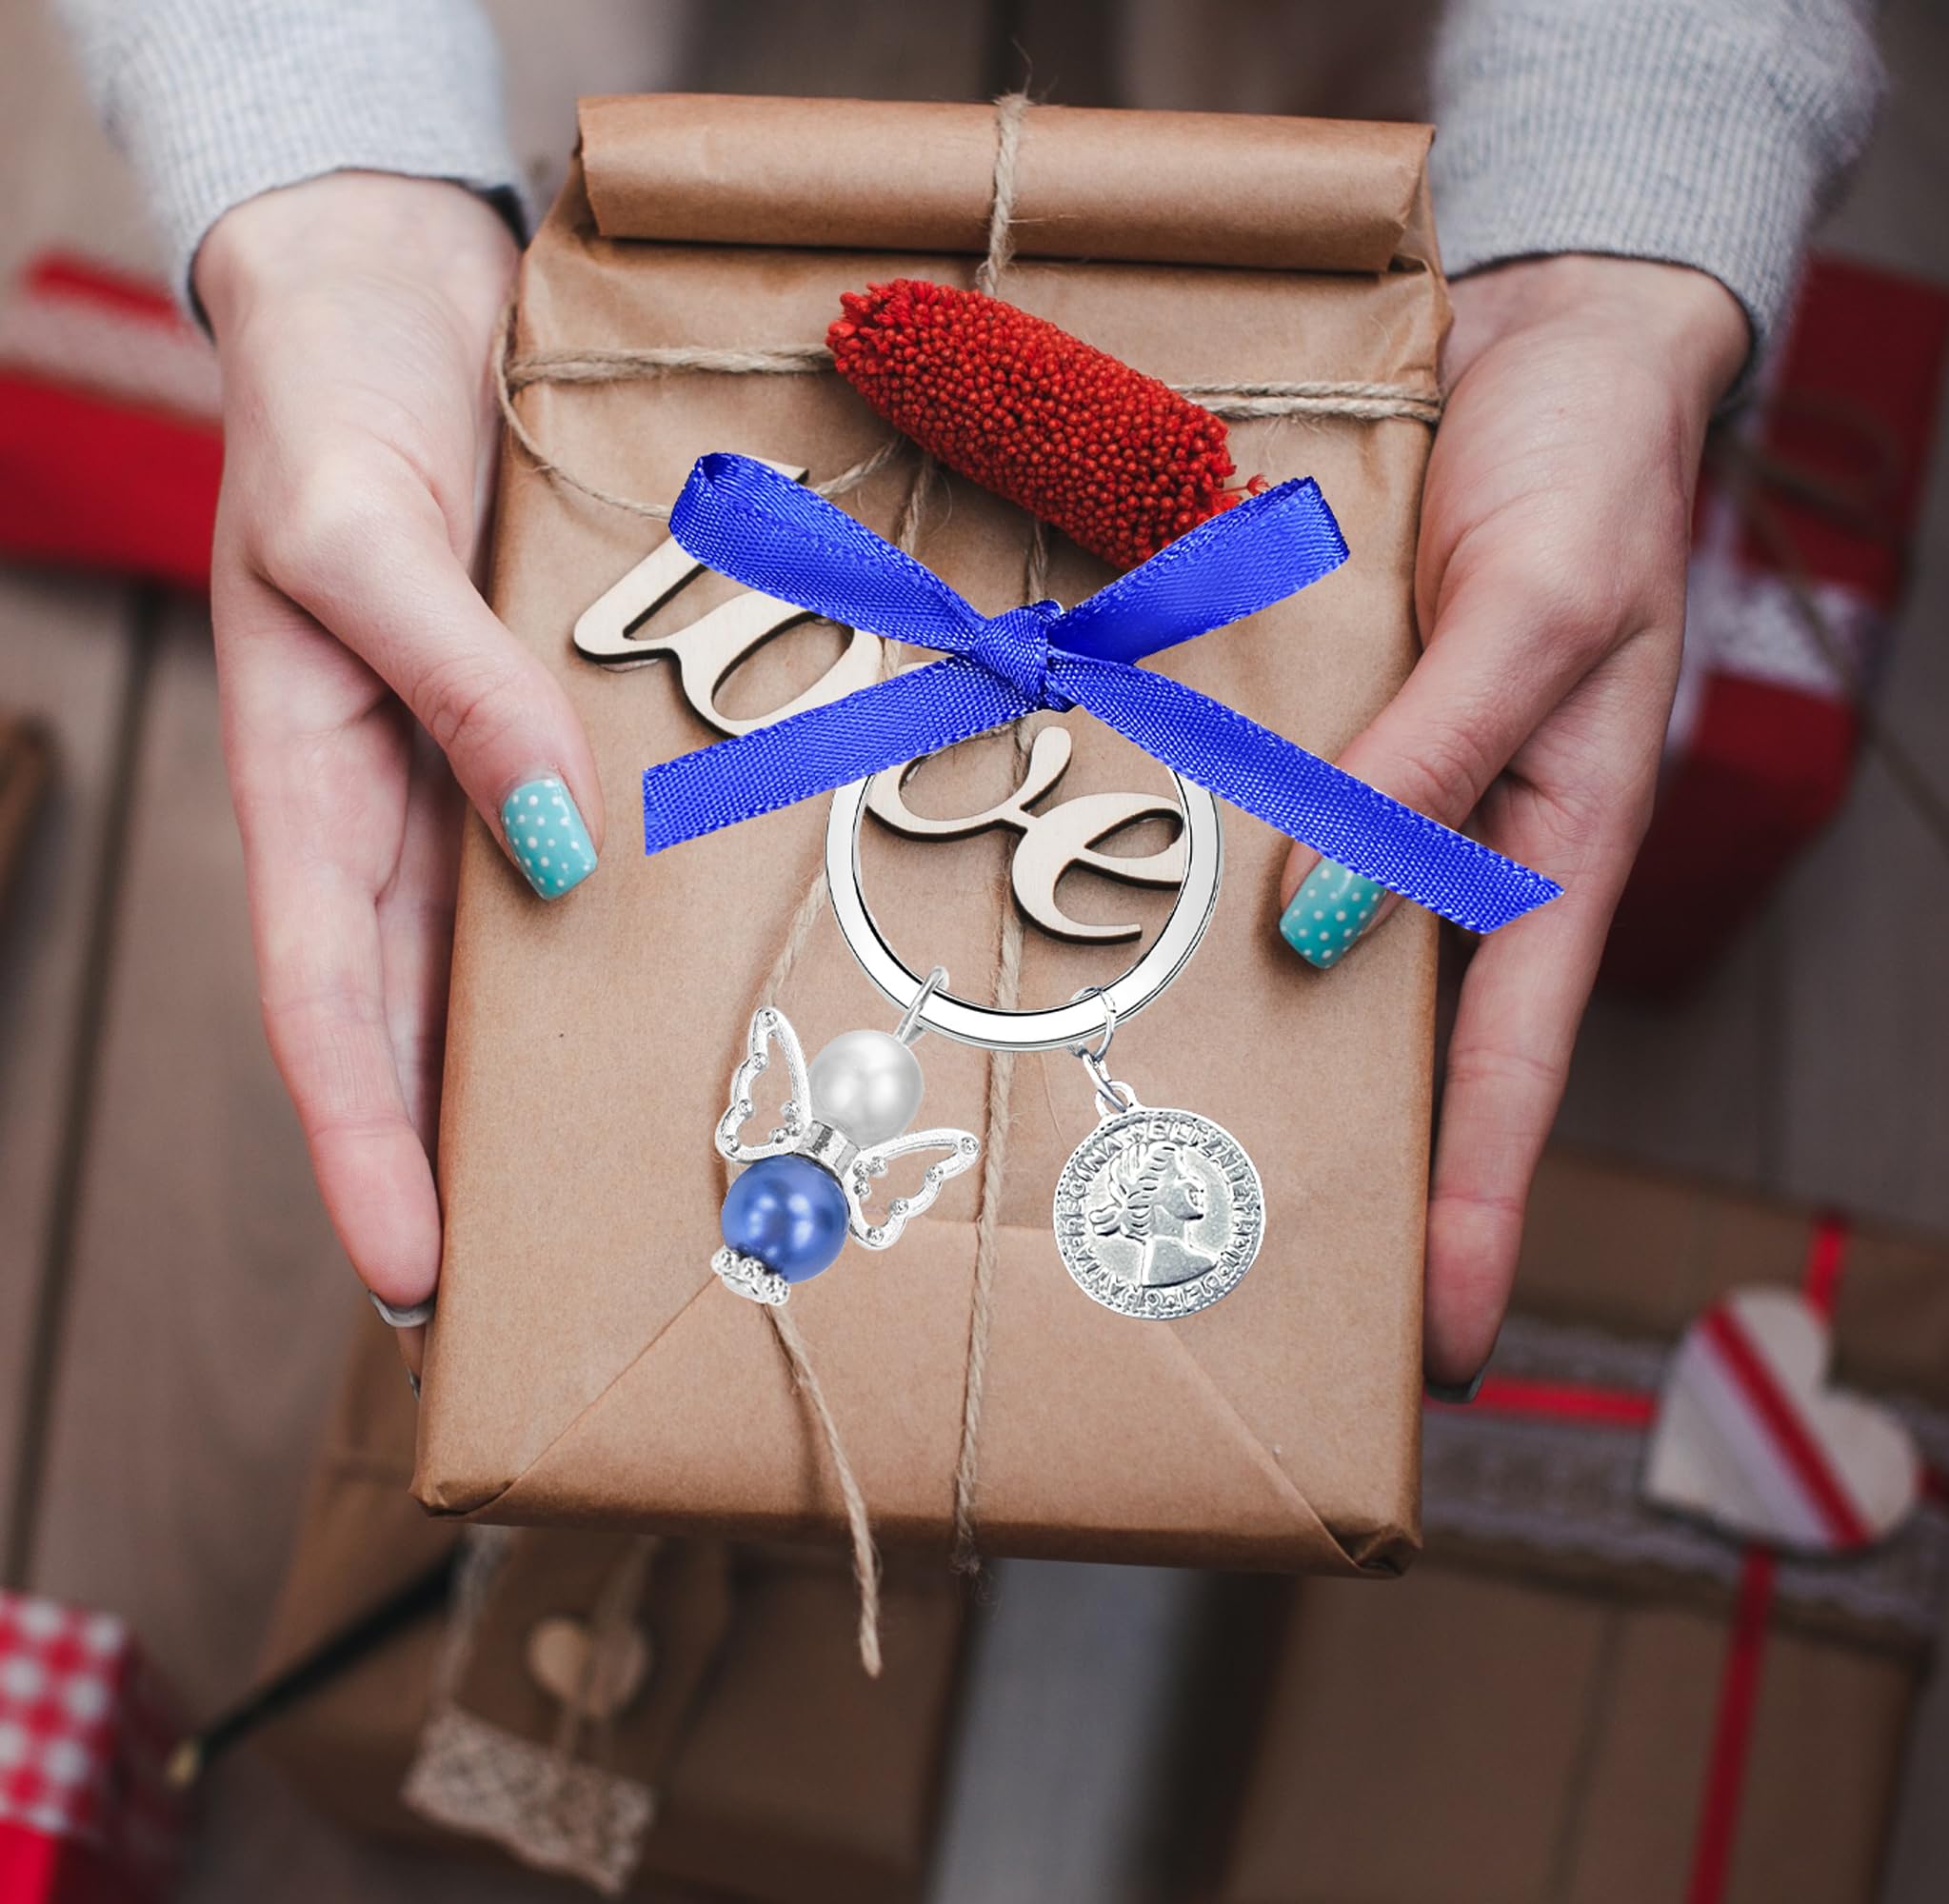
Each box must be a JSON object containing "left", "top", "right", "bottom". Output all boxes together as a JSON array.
[
  {"left": 0, "top": 253, "right": 222, "bottom": 593},
  {"left": 0, "top": 1595, "right": 182, "bottom": 1904},
  {"left": 1603, "top": 255, "right": 1949, "bottom": 996}
]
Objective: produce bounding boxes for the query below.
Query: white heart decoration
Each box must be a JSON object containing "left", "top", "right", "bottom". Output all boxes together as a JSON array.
[
  {"left": 525, "top": 1615, "right": 653, "bottom": 1721},
  {"left": 1643, "top": 1286, "right": 1920, "bottom": 1554}
]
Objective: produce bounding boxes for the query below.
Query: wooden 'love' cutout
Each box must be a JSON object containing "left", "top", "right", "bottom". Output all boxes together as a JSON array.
[{"left": 1643, "top": 1286, "right": 1920, "bottom": 1554}]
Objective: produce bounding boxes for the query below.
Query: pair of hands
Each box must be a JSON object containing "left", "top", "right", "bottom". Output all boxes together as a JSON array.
[{"left": 197, "top": 173, "right": 1747, "bottom": 1387}]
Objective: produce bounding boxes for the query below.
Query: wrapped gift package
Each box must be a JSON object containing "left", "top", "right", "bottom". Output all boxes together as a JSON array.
[
  {"left": 1605, "top": 255, "right": 1949, "bottom": 996},
  {"left": 1218, "top": 1152, "right": 1949, "bottom": 1904},
  {"left": 1508, "top": 1151, "right": 1949, "bottom": 1388},
  {"left": 0, "top": 1590, "right": 182, "bottom": 1904},
  {"left": 415, "top": 94, "right": 1450, "bottom": 1577},
  {"left": 257, "top": 1312, "right": 967, "bottom": 1901},
  {"left": 1217, "top": 1557, "right": 1921, "bottom": 1904}
]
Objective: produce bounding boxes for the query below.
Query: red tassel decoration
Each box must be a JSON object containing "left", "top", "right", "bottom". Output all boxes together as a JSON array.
[{"left": 827, "top": 278, "right": 1261, "bottom": 571}]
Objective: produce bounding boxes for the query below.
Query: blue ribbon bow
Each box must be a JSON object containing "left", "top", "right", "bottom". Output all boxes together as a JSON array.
[{"left": 644, "top": 453, "right": 1560, "bottom": 933}]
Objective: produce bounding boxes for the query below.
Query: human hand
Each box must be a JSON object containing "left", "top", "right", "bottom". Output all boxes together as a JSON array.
[
  {"left": 197, "top": 173, "right": 604, "bottom": 1374},
  {"left": 1276, "top": 254, "right": 1748, "bottom": 1391}
]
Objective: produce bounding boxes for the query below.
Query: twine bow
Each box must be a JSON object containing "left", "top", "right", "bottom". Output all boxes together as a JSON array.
[{"left": 646, "top": 452, "right": 1561, "bottom": 933}]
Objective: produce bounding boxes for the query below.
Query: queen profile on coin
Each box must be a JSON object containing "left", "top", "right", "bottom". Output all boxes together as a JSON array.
[
  {"left": 1087, "top": 1141, "right": 1219, "bottom": 1288},
  {"left": 1055, "top": 1102, "right": 1264, "bottom": 1319}
]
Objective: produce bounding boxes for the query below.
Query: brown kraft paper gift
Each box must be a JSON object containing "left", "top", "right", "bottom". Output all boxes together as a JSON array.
[
  {"left": 1215, "top": 1154, "right": 1949, "bottom": 1904},
  {"left": 1517, "top": 1151, "right": 1949, "bottom": 1394},
  {"left": 1214, "top": 1558, "right": 1919, "bottom": 1904},
  {"left": 415, "top": 96, "right": 1447, "bottom": 1575},
  {"left": 258, "top": 1311, "right": 967, "bottom": 1902}
]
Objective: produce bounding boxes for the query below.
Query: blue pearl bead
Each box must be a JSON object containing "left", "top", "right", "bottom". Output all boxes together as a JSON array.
[{"left": 720, "top": 1154, "right": 850, "bottom": 1284}]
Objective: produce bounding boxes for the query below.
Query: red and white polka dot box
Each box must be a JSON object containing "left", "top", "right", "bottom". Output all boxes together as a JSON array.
[{"left": 0, "top": 1593, "right": 182, "bottom": 1903}]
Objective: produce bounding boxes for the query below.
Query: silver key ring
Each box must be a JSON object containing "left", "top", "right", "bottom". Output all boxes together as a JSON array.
[{"left": 825, "top": 765, "right": 1223, "bottom": 1053}]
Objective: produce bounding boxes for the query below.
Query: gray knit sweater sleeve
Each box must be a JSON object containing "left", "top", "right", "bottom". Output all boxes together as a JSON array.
[
  {"left": 52, "top": 0, "right": 526, "bottom": 302},
  {"left": 1431, "top": 0, "right": 1884, "bottom": 359},
  {"left": 59, "top": 0, "right": 1881, "bottom": 369}
]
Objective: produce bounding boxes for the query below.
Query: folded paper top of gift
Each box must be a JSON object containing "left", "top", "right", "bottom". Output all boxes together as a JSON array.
[{"left": 580, "top": 94, "right": 1432, "bottom": 273}]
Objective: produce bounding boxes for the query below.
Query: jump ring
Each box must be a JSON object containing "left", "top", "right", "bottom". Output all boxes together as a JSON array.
[
  {"left": 894, "top": 965, "right": 948, "bottom": 1045},
  {"left": 1066, "top": 985, "right": 1117, "bottom": 1066},
  {"left": 1079, "top": 1047, "right": 1139, "bottom": 1117}
]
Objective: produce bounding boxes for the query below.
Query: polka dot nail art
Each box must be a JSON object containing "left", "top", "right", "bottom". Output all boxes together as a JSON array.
[
  {"left": 500, "top": 777, "right": 597, "bottom": 900},
  {"left": 1279, "top": 857, "right": 1384, "bottom": 969}
]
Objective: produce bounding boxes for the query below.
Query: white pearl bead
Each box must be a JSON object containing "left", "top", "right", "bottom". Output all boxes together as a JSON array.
[{"left": 807, "top": 1029, "right": 925, "bottom": 1148}]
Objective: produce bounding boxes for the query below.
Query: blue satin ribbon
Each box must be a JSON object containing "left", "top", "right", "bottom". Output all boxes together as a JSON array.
[{"left": 645, "top": 452, "right": 1561, "bottom": 933}]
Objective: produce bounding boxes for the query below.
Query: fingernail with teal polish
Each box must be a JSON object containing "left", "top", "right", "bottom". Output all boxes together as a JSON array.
[
  {"left": 501, "top": 776, "right": 596, "bottom": 900},
  {"left": 1426, "top": 1367, "right": 1486, "bottom": 1405},
  {"left": 1279, "top": 858, "right": 1384, "bottom": 969}
]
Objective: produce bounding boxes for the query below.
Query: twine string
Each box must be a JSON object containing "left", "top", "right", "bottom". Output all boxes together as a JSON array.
[
  {"left": 933, "top": 85, "right": 1054, "bottom": 1553},
  {"left": 492, "top": 321, "right": 911, "bottom": 521},
  {"left": 766, "top": 1305, "right": 885, "bottom": 1676},
  {"left": 715, "top": 105, "right": 1047, "bottom": 1640},
  {"left": 945, "top": 109, "right": 1040, "bottom": 1579},
  {"left": 491, "top": 344, "right": 1441, "bottom": 523},
  {"left": 948, "top": 515, "right": 1050, "bottom": 1575},
  {"left": 1181, "top": 379, "right": 1443, "bottom": 425},
  {"left": 973, "top": 90, "right": 1030, "bottom": 296},
  {"left": 494, "top": 335, "right": 1442, "bottom": 506},
  {"left": 490, "top": 92, "right": 1441, "bottom": 527},
  {"left": 727, "top": 451, "right": 941, "bottom": 1677},
  {"left": 506, "top": 344, "right": 834, "bottom": 387},
  {"left": 547, "top": 1536, "right": 659, "bottom": 1775}
]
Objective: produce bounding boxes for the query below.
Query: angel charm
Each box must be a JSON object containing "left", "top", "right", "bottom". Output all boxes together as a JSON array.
[{"left": 711, "top": 997, "right": 980, "bottom": 1305}]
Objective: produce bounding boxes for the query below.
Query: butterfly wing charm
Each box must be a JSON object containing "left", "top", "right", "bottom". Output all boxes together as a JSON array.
[
  {"left": 716, "top": 1006, "right": 814, "bottom": 1163},
  {"left": 845, "top": 1127, "right": 982, "bottom": 1250}
]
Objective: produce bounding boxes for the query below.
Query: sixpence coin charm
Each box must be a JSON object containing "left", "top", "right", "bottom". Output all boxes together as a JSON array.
[{"left": 1052, "top": 1039, "right": 1263, "bottom": 1319}]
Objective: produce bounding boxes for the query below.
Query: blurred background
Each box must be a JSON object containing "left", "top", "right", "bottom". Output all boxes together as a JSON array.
[{"left": 2, "top": 1, "right": 1947, "bottom": 1900}]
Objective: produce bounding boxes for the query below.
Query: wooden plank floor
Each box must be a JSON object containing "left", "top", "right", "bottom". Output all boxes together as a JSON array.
[
  {"left": 0, "top": 2, "right": 1946, "bottom": 1901},
  {"left": 0, "top": 0, "right": 168, "bottom": 1566},
  {"left": 21, "top": 606, "right": 350, "bottom": 1741},
  {"left": 0, "top": 577, "right": 130, "bottom": 1561}
]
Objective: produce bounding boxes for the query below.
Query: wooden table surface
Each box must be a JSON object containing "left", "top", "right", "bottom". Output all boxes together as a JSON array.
[{"left": 1, "top": 3, "right": 1945, "bottom": 1900}]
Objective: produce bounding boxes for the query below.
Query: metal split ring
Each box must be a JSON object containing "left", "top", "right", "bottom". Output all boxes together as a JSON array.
[
  {"left": 368, "top": 1290, "right": 436, "bottom": 1330},
  {"left": 1066, "top": 986, "right": 1118, "bottom": 1064},
  {"left": 825, "top": 766, "right": 1223, "bottom": 1054},
  {"left": 1067, "top": 987, "right": 1138, "bottom": 1115},
  {"left": 893, "top": 964, "right": 947, "bottom": 1045}
]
